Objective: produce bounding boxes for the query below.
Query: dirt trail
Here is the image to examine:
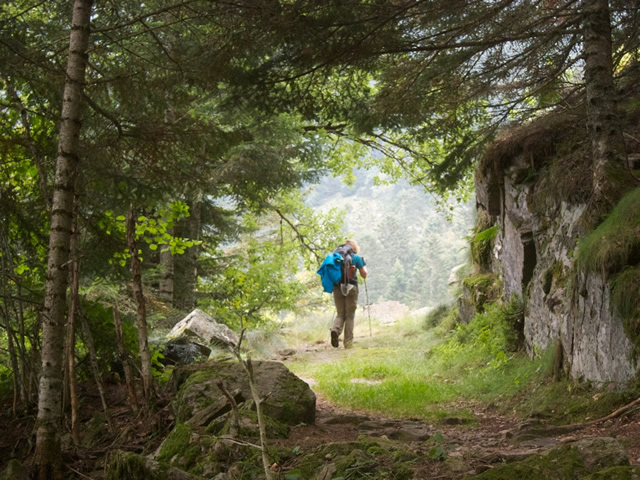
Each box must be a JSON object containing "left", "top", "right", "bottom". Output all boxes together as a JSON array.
[{"left": 275, "top": 341, "right": 640, "bottom": 478}]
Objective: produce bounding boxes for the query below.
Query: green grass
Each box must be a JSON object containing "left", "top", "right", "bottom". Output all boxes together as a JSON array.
[
  {"left": 285, "top": 304, "right": 638, "bottom": 424},
  {"left": 576, "top": 187, "right": 640, "bottom": 274}
]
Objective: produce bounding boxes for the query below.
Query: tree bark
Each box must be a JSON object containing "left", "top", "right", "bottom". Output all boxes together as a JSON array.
[
  {"left": 35, "top": 0, "right": 92, "bottom": 477},
  {"left": 582, "top": 0, "right": 630, "bottom": 210},
  {"left": 126, "top": 205, "right": 154, "bottom": 402}
]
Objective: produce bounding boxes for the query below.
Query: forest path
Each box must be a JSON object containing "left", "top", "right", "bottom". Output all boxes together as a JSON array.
[{"left": 274, "top": 338, "right": 640, "bottom": 478}]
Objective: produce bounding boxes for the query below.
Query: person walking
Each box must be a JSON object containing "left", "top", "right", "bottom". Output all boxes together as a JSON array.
[{"left": 330, "top": 239, "right": 367, "bottom": 349}]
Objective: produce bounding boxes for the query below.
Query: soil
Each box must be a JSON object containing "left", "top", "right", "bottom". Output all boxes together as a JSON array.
[{"left": 273, "top": 340, "right": 640, "bottom": 479}]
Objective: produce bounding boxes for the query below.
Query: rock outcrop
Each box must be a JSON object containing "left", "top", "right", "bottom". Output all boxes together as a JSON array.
[{"left": 473, "top": 115, "right": 640, "bottom": 385}]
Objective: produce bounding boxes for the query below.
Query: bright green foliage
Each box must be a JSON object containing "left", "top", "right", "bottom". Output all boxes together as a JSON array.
[
  {"left": 198, "top": 190, "right": 343, "bottom": 328},
  {"left": 470, "top": 226, "right": 499, "bottom": 269},
  {"left": 431, "top": 297, "right": 522, "bottom": 372}
]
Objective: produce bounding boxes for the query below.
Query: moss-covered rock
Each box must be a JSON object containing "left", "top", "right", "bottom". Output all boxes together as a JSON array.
[
  {"left": 106, "top": 450, "right": 201, "bottom": 480},
  {"left": 156, "top": 423, "right": 208, "bottom": 470},
  {"left": 0, "top": 459, "right": 28, "bottom": 480},
  {"left": 285, "top": 436, "right": 417, "bottom": 480},
  {"left": 205, "top": 409, "right": 290, "bottom": 439},
  {"left": 462, "top": 273, "right": 502, "bottom": 312},
  {"left": 583, "top": 466, "right": 640, "bottom": 479},
  {"left": 464, "top": 437, "right": 629, "bottom": 479},
  {"left": 174, "top": 360, "right": 315, "bottom": 427}
]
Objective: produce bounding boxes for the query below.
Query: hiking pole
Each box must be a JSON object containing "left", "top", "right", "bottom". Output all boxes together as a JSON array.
[{"left": 364, "top": 278, "right": 372, "bottom": 337}]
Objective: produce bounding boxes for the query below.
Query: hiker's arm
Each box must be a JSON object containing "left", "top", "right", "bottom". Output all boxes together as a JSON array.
[{"left": 359, "top": 266, "right": 368, "bottom": 279}]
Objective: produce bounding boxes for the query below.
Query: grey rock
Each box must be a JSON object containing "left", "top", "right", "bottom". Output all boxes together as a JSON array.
[
  {"left": 475, "top": 145, "right": 639, "bottom": 384},
  {"left": 175, "top": 360, "right": 316, "bottom": 426},
  {"left": 168, "top": 309, "right": 239, "bottom": 347}
]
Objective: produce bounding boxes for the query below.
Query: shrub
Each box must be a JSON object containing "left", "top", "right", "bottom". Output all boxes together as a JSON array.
[{"left": 423, "top": 304, "right": 450, "bottom": 330}]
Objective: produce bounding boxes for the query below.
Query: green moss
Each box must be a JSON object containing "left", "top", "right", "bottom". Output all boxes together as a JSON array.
[
  {"left": 583, "top": 466, "right": 640, "bottom": 479},
  {"left": 205, "top": 409, "right": 290, "bottom": 439},
  {"left": 465, "top": 444, "right": 587, "bottom": 479},
  {"left": 290, "top": 438, "right": 416, "bottom": 480},
  {"left": 463, "top": 273, "right": 502, "bottom": 311},
  {"left": 156, "top": 423, "right": 201, "bottom": 469},
  {"left": 611, "top": 265, "right": 640, "bottom": 354},
  {"left": 576, "top": 188, "right": 640, "bottom": 275},
  {"left": 106, "top": 451, "right": 168, "bottom": 480}
]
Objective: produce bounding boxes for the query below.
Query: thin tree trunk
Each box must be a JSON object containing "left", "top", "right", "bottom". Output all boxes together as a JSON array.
[
  {"left": 244, "top": 358, "right": 273, "bottom": 480},
  {"left": 15, "top": 284, "right": 29, "bottom": 403},
  {"left": 0, "top": 233, "right": 28, "bottom": 405},
  {"left": 1, "top": 305, "right": 20, "bottom": 415},
  {"left": 126, "top": 205, "right": 154, "bottom": 402},
  {"left": 65, "top": 207, "right": 81, "bottom": 445},
  {"left": 582, "top": 0, "right": 631, "bottom": 209},
  {"left": 113, "top": 305, "right": 139, "bottom": 413},
  {"left": 158, "top": 237, "right": 174, "bottom": 305},
  {"left": 35, "top": 1, "right": 93, "bottom": 477},
  {"left": 174, "top": 198, "right": 202, "bottom": 310},
  {"left": 78, "top": 304, "right": 112, "bottom": 430}
]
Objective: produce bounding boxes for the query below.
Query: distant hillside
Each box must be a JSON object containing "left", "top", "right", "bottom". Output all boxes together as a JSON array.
[{"left": 306, "top": 169, "right": 474, "bottom": 308}]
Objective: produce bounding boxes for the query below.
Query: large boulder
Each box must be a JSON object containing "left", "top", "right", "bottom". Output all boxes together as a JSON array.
[
  {"left": 168, "top": 309, "right": 239, "bottom": 348},
  {"left": 174, "top": 360, "right": 316, "bottom": 426}
]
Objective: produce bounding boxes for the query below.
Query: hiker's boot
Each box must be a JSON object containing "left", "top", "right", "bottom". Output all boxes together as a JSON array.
[{"left": 330, "top": 330, "right": 339, "bottom": 348}]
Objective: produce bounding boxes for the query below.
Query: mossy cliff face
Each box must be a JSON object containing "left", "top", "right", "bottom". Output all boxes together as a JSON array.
[{"left": 473, "top": 112, "right": 640, "bottom": 385}]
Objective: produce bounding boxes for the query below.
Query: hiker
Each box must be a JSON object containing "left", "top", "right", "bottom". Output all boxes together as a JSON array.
[{"left": 330, "top": 239, "right": 367, "bottom": 349}]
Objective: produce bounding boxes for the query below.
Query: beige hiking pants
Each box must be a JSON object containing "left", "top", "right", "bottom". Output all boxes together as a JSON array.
[{"left": 332, "top": 285, "right": 358, "bottom": 347}]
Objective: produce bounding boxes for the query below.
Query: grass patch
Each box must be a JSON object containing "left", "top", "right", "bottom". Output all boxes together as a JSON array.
[
  {"left": 575, "top": 187, "right": 640, "bottom": 274},
  {"left": 288, "top": 302, "right": 550, "bottom": 421},
  {"left": 286, "top": 299, "right": 638, "bottom": 424}
]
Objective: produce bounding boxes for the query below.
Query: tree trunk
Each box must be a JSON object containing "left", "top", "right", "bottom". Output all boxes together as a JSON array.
[
  {"left": 113, "top": 305, "right": 139, "bottom": 413},
  {"left": 1, "top": 304, "right": 21, "bottom": 415},
  {"left": 65, "top": 217, "right": 80, "bottom": 445},
  {"left": 35, "top": 0, "right": 92, "bottom": 477},
  {"left": 158, "top": 235, "right": 174, "bottom": 305},
  {"left": 174, "top": 198, "right": 202, "bottom": 310},
  {"left": 582, "top": 0, "right": 630, "bottom": 210},
  {"left": 126, "top": 205, "right": 154, "bottom": 402}
]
